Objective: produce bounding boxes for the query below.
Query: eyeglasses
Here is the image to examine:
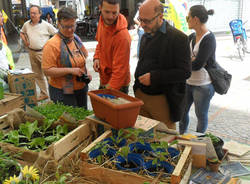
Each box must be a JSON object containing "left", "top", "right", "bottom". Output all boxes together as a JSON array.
[
  {"left": 60, "top": 23, "right": 76, "bottom": 30},
  {"left": 30, "top": 12, "right": 39, "bottom": 15},
  {"left": 137, "top": 14, "right": 160, "bottom": 24}
]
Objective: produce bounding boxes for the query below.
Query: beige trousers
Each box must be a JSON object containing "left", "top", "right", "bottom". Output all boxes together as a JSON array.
[
  {"left": 29, "top": 50, "right": 48, "bottom": 96},
  {"left": 135, "top": 89, "right": 176, "bottom": 130}
]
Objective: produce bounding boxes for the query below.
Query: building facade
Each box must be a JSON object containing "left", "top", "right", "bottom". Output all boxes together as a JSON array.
[{"left": 187, "top": 0, "right": 250, "bottom": 32}]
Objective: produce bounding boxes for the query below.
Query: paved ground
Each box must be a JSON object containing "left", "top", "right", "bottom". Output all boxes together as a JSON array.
[{"left": 8, "top": 31, "right": 250, "bottom": 145}]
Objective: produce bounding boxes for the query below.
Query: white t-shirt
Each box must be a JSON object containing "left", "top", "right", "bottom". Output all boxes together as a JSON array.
[
  {"left": 21, "top": 20, "right": 57, "bottom": 50},
  {"left": 134, "top": 11, "right": 143, "bottom": 31},
  {"left": 187, "top": 31, "right": 212, "bottom": 86},
  {"left": 0, "top": 45, "right": 9, "bottom": 70}
]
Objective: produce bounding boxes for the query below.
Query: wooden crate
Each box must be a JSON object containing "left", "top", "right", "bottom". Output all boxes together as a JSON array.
[
  {"left": 0, "top": 120, "right": 92, "bottom": 165},
  {"left": 80, "top": 130, "right": 192, "bottom": 184},
  {"left": 0, "top": 93, "right": 24, "bottom": 116}
]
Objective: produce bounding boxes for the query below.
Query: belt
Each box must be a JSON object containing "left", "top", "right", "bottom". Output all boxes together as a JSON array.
[{"left": 29, "top": 48, "right": 43, "bottom": 52}]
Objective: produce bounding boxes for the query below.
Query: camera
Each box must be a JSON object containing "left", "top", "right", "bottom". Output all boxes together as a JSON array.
[{"left": 76, "top": 74, "right": 90, "bottom": 84}]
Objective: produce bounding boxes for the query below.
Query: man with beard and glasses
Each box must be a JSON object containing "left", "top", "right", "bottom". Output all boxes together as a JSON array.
[
  {"left": 134, "top": 0, "right": 191, "bottom": 130},
  {"left": 93, "top": 0, "right": 131, "bottom": 94}
]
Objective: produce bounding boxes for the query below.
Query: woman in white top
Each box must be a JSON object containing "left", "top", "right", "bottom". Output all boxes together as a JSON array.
[{"left": 179, "top": 5, "right": 216, "bottom": 134}]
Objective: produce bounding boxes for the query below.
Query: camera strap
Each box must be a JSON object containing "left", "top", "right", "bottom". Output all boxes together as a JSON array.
[{"left": 58, "top": 32, "right": 88, "bottom": 74}]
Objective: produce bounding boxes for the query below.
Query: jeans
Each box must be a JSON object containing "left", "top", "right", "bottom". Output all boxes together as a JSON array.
[
  {"left": 179, "top": 83, "right": 215, "bottom": 134},
  {"left": 137, "top": 28, "right": 144, "bottom": 58},
  {"left": 49, "top": 84, "right": 89, "bottom": 109}
]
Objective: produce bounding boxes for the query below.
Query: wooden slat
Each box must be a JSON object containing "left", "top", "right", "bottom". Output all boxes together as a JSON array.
[
  {"left": 81, "top": 130, "right": 112, "bottom": 160},
  {"left": 0, "top": 93, "right": 24, "bottom": 116},
  {"left": 180, "top": 162, "right": 192, "bottom": 184},
  {"left": 171, "top": 146, "right": 192, "bottom": 184},
  {"left": 0, "top": 121, "right": 9, "bottom": 129},
  {"left": 53, "top": 123, "right": 91, "bottom": 161},
  {"left": 80, "top": 162, "right": 154, "bottom": 184},
  {"left": 86, "top": 115, "right": 113, "bottom": 128}
]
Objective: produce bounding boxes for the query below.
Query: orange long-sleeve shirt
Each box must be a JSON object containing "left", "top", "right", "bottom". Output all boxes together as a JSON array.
[{"left": 94, "top": 14, "right": 131, "bottom": 90}]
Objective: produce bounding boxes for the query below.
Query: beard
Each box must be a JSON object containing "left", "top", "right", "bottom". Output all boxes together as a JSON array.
[{"left": 101, "top": 14, "right": 117, "bottom": 26}]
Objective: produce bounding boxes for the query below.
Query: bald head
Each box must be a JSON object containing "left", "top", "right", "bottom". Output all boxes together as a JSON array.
[
  {"left": 138, "top": 0, "right": 164, "bottom": 34},
  {"left": 140, "top": 0, "right": 163, "bottom": 15}
]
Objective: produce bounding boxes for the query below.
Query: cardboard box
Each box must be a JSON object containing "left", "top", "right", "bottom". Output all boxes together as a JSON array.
[
  {"left": 0, "top": 93, "right": 24, "bottom": 116},
  {"left": 8, "top": 73, "right": 37, "bottom": 107}
]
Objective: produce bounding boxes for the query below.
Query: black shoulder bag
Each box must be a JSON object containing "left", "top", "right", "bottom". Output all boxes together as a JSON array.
[{"left": 191, "top": 33, "right": 232, "bottom": 95}]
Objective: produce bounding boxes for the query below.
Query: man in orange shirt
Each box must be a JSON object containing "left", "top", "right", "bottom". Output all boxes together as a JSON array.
[
  {"left": 42, "top": 7, "right": 91, "bottom": 109},
  {"left": 93, "top": 0, "right": 131, "bottom": 94}
]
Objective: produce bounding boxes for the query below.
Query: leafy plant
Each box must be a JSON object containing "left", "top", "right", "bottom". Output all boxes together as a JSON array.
[
  {"left": 205, "top": 133, "right": 220, "bottom": 144},
  {"left": 4, "top": 130, "right": 20, "bottom": 146},
  {"left": 89, "top": 139, "right": 112, "bottom": 164},
  {"left": 19, "top": 121, "right": 38, "bottom": 141},
  {"left": 0, "top": 149, "right": 20, "bottom": 183},
  {"left": 43, "top": 165, "right": 71, "bottom": 184},
  {"left": 150, "top": 140, "right": 178, "bottom": 166},
  {"left": 0, "top": 121, "right": 69, "bottom": 152},
  {"left": 118, "top": 146, "right": 130, "bottom": 159},
  {"left": 34, "top": 102, "right": 93, "bottom": 122}
]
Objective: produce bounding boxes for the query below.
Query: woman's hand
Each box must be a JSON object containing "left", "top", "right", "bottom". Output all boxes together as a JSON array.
[{"left": 71, "top": 68, "right": 84, "bottom": 77}]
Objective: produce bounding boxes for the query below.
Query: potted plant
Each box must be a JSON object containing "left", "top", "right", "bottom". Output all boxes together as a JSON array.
[
  {"left": 207, "top": 157, "right": 221, "bottom": 172},
  {"left": 205, "top": 133, "right": 224, "bottom": 160},
  {"left": 89, "top": 139, "right": 117, "bottom": 165},
  {"left": 115, "top": 146, "right": 144, "bottom": 172}
]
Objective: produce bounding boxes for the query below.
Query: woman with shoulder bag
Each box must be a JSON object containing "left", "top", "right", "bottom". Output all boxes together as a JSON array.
[
  {"left": 179, "top": 5, "right": 215, "bottom": 134},
  {"left": 42, "top": 7, "right": 92, "bottom": 109}
]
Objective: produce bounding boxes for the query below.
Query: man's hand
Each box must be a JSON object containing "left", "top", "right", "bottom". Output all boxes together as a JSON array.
[
  {"left": 139, "top": 72, "right": 151, "bottom": 86},
  {"left": 20, "top": 33, "right": 30, "bottom": 47},
  {"left": 71, "top": 68, "right": 84, "bottom": 77},
  {"left": 93, "top": 59, "right": 100, "bottom": 72}
]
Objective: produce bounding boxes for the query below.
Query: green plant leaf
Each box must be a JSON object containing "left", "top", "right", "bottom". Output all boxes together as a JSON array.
[
  {"left": 152, "top": 158, "right": 158, "bottom": 165},
  {"left": 19, "top": 121, "right": 38, "bottom": 141},
  {"left": 29, "top": 137, "right": 46, "bottom": 150},
  {"left": 119, "top": 146, "right": 130, "bottom": 159},
  {"left": 169, "top": 140, "right": 178, "bottom": 146},
  {"left": 97, "top": 155, "right": 102, "bottom": 164},
  {"left": 5, "top": 130, "right": 19, "bottom": 146}
]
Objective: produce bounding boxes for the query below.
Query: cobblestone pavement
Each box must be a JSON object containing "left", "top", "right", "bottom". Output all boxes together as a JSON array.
[{"left": 11, "top": 32, "right": 250, "bottom": 145}]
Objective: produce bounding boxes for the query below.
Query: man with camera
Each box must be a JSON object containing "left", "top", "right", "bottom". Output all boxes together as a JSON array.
[{"left": 42, "top": 7, "right": 91, "bottom": 109}]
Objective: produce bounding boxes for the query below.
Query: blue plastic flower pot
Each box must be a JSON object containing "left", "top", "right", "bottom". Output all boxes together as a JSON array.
[
  {"left": 154, "top": 147, "right": 180, "bottom": 158},
  {"left": 167, "top": 147, "right": 180, "bottom": 158},
  {"left": 103, "top": 137, "right": 127, "bottom": 147},
  {"left": 89, "top": 148, "right": 102, "bottom": 159},
  {"left": 144, "top": 160, "right": 174, "bottom": 176},
  {"left": 89, "top": 147, "right": 116, "bottom": 159},
  {"left": 129, "top": 142, "right": 153, "bottom": 155},
  {"left": 115, "top": 153, "right": 144, "bottom": 172}
]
